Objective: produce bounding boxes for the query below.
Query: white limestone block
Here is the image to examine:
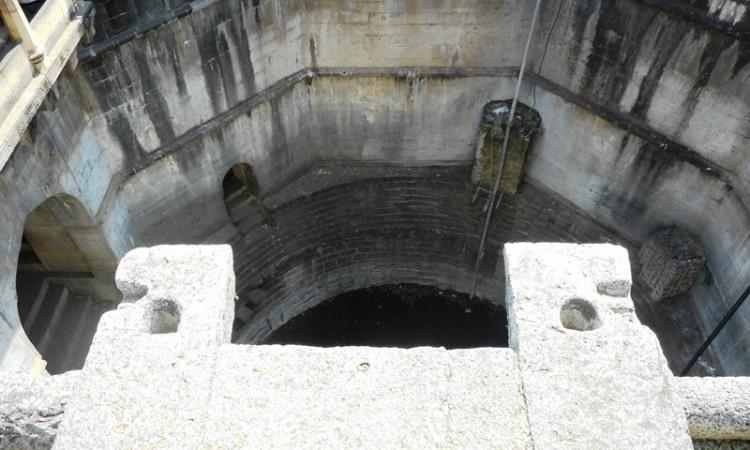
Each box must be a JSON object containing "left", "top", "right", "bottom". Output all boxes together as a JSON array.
[
  {"left": 54, "top": 245, "right": 236, "bottom": 449},
  {"left": 103, "top": 244, "right": 236, "bottom": 347},
  {"left": 504, "top": 243, "right": 693, "bottom": 449},
  {"left": 205, "top": 345, "right": 530, "bottom": 449},
  {"left": 676, "top": 376, "right": 750, "bottom": 441}
]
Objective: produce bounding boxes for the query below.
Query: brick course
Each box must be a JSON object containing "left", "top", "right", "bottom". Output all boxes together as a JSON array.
[{"left": 229, "top": 168, "right": 631, "bottom": 342}]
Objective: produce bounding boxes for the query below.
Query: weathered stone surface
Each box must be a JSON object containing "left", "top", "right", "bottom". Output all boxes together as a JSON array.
[
  {"left": 0, "top": 372, "right": 77, "bottom": 450},
  {"left": 676, "top": 377, "right": 750, "bottom": 441},
  {"left": 692, "top": 440, "right": 750, "bottom": 450},
  {"left": 54, "top": 244, "right": 532, "bottom": 449},
  {"left": 206, "top": 345, "right": 530, "bottom": 449},
  {"left": 1, "top": 0, "right": 749, "bottom": 378},
  {"left": 58, "top": 342, "right": 531, "bottom": 449},
  {"left": 54, "top": 340, "right": 219, "bottom": 449},
  {"left": 504, "top": 243, "right": 693, "bottom": 449},
  {"left": 53, "top": 244, "right": 735, "bottom": 448},
  {"left": 104, "top": 244, "right": 235, "bottom": 347},
  {"left": 54, "top": 245, "right": 235, "bottom": 448}
]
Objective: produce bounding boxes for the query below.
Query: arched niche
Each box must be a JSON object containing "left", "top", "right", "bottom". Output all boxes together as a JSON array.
[
  {"left": 222, "top": 163, "right": 271, "bottom": 231},
  {"left": 223, "top": 163, "right": 260, "bottom": 198},
  {"left": 16, "top": 194, "right": 119, "bottom": 374}
]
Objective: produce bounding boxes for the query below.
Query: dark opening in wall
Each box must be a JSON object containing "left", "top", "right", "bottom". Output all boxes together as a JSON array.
[
  {"left": 223, "top": 163, "right": 260, "bottom": 197},
  {"left": 263, "top": 284, "right": 508, "bottom": 348},
  {"left": 16, "top": 194, "right": 119, "bottom": 374},
  {"left": 222, "top": 163, "right": 271, "bottom": 230}
]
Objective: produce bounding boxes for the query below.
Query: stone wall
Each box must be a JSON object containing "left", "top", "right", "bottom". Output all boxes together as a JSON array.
[
  {"left": 532, "top": 0, "right": 749, "bottom": 185},
  {"left": 0, "top": 0, "right": 747, "bottom": 373},
  {"left": 89, "top": 0, "right": 195, "bottom": 44},
  {"left": 47, "top": 243, "right": 693, "bottom": 449},
  {"left": 526, "top": 0, "right": 750, "bottom": 374},
  {"left": 4, "top": 244, "right": 749, "bottom": 448},
  {"left": 0, "top": 73, "right": 129, "bottom": 373},
  {"left": 231, "top": 165, "right": 642, "bottom": 343}
]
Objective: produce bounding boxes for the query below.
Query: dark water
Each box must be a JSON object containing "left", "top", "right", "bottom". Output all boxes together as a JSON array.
[{"left": 264, "top": 284, "right": 508, "bottom": 348}]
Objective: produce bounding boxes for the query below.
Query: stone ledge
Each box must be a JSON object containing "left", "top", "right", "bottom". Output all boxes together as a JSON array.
[
  {"left": 51, "top": 244, "right": 700, "bottom": 448},
  {"left": 676, "top": 376, "right": 750, "bottom": 441},
  {"left": 1, "top": 244, "right": 746, "bottom": 448},
  {"left": 504, "top": 243, "right": 693, "bottom": 449}
]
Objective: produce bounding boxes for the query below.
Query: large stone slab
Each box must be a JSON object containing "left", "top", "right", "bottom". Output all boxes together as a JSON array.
[
  {"left": 53, "top": 341, "right": 218, "bottom": 449},
  {"left": 504, "top": 243, "right": 693, "bottom": 449},
  {"left": 53, "top": 244, "right": 532, "bottom": 449},
  {"left": 206, "top": 345, "right": 530, "bottom": 449},
  {"left": 54, "top": 245, "right": 235, "bottom": 449},
  {"left": 676, "top": 376, "right": 750, "bottom": 441}
]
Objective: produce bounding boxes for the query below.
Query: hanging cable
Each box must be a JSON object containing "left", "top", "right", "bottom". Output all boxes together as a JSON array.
[
  {"left": 681, "top": 282, "right": 750, "bottom": 376},
  {"left": 470, "top": 0, "right": 545, "bottom": 298},
  {"left": 522, "top": 0, "right": 565, "bottom": 129}
]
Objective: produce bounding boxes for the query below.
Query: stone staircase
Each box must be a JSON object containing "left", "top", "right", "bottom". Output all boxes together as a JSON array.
[
  {"left": 17, "top": 274, "right": 115, "bottom": 374},
  {"left": 224, "top": 184, "right": 271, "bottom": 235},
  {"left": 220, "top": 183, "right": 274, "bottom": 333}
]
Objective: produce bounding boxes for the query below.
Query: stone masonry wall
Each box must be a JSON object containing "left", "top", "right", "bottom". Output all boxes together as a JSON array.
[
  {"left": 233, "top": 166, "right": 646, "bottom": 343},
  {"left": 3, "top": 245, "right": 747, "bottom": 448},
  {"left": 46, "top": 243, "right": 693, "bottom": 448},
  {"left": 532, "top": 0, "right": 749, "bottom": 186},
  {"left": 525, "top": 0, "right": 750, "bottom": 373},
  {"left": 0, "top": 73, "right": 132, "bottom": 373},
  {"left": 526, "top": 1, "right": 750, "bottom": 373},
  {"left": 0, "top": 0, "right": 748, "bottom": 373}
]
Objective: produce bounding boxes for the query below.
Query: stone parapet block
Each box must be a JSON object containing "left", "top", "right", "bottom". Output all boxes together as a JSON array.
[
  {"left": 47, "top": 243, "right": 711, "bottom": 448},
  {"left": 54, "top": 245, "right": 236, "bottom": 449},
  {"left": 676, "top": 376, "right": 750, "bottom": 441},
  {"left": 504, "top": 242, "right": 693, "bottom": 449},
  {"left": 206, "top": 345, "right": 530, "bottom": 449},
  {"left": 101, "top": 244, "right": 235, "bottom": 347}
]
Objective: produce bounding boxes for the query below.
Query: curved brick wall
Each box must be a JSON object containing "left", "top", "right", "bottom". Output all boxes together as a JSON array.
[
  {"left": 231, "top": 166, "right": 633, "bottom": 342},
  {"left": 1, "top": 0, "right": 747, "bottom": 375}
]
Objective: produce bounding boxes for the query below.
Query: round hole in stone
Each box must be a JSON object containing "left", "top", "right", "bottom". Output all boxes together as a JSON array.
[
  {"left": 560, "top": 298, "right": 601, "bottom": 332},
  {"left": 149, "top": 299, "right": 181, "bottom": 334}
]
